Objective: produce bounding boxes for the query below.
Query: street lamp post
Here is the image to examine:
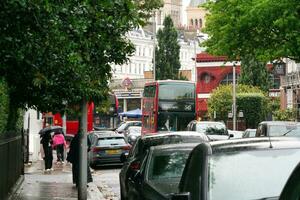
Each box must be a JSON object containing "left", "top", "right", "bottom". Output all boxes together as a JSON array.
[
  {"left": 152, "top": 11, "right": 156, "bottom": 81},
  {"left": 233, "top": 63, "right": 237, "bottom": 130}
]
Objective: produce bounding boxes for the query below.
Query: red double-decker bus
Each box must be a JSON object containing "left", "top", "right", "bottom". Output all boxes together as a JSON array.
[
  {"left": 141, "top": 80, "right": 197, "bottom": 136},
  {"left": 43, "top": 94, "right": 119, "bottom": 137}
]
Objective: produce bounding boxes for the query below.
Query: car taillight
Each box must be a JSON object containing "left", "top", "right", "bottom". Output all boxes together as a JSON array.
[
  {"left": 92, "top": 147, "right": 104, "bottom": 153},
  {"left": 130, "top": 161, "right": 140, "bottom": 171},
  {"left": 122, "top": 145, "right": 131, "bottom": 151}
]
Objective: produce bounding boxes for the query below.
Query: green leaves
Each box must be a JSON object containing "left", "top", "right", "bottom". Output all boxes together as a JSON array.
[
  {"left": 0, "top": 0, "right": 161, "bottom": 130},
  {"left": 208, "top": 84, "right": 268, "bottom": 128},
  {"left": 155, "top": 16, "right": 181, "bottom": 80},
  {"left": 203, "top": 0, "right": 300, "bottom": 62}
]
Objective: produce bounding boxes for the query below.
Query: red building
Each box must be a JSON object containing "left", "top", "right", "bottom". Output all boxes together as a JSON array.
[{"left": 195, "top": 52, "right": 241, "bottom": 118}]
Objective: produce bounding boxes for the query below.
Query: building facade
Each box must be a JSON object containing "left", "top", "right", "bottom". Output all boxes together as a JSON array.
[
  {"left": 186, "top": 0, "right": 208, "bottom": 30},
  {"left": 280, "top": 59, "right": 300, "bottom": 118},
  {"left": 195, "top": 52, "right": 241, "bottom": 118}
]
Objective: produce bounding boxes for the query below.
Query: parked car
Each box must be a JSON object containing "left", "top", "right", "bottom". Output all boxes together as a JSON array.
[
  {"left": 171, "top": 137, "right": 300, "bottom": 200},
  {"left": 127, "top": 143, "right": 199, "bottom": 200},
  {"left": 119, "top": 131, "right": 209, "bottom": 200},
  {"left": 115, "top": 121, "right": 142, "bottom": 134},
  {"left": 126, "top": 126, "right": 142, "bottom": 145},
  {"left": 228, "top": 130, "right": 244, "bottom": 139},
  {"left": 88, "top": 132, "right": 131, "bottom": 167},
  {"left": 256, "top": 121, "right": 300, "bottom": 137},
  {"left": 187, "top": 120, "right": 230, "bottom": 141},
  {"left": 242, "top": 128, "right": 257, "bottom": 138},
  {"left": 279, "top": 162, "right": 300, "bottom": 200}
]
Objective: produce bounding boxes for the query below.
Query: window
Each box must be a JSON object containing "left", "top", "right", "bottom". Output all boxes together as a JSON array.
[
  {"left": 199, "top": 18, "right": 203, "bottom": 28},
  {"left": 144, "top": 85, "right": 156, "bottom": 97},
  {"left": 97, "top": 137, "right": 126, "bottom": 146},
  {"left": 148, "top": 151, "right": 190, "bottom": 180},
  {"left": 220, "top": 73, "right": 239, "bottom": 85},
  {"left": 208, "top": 149, "right": 300, "bottom": 200},
  {"left": 190, "top": 19, "right": 193, "bottom": 26},
  {"left": 195, "top": 19, "right": 198, "bottom": 27}
]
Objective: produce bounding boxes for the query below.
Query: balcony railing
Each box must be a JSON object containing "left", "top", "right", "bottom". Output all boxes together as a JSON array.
[{"left": 281, "top": 71, "right": 300, "bottom": 87}]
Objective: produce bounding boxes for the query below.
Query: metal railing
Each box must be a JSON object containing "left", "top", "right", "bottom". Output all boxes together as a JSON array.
[
  {"left": 0, "top": 135, "right": 23, "bottom": 199},
  {"left": 282, "top": 71, "right": 300, "bottom": 87}
]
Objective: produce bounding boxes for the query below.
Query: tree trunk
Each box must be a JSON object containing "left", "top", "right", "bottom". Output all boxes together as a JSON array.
[{"left": 78, "top": 99, "right": 87, "bottom": 200}]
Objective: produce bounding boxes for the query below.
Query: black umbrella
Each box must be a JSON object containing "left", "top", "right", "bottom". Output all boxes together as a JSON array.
[{"left": 39, "top": 126, "right": 63, "bottom": 136}]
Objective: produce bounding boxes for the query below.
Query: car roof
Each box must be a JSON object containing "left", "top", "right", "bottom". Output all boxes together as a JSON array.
[
  {"left": 142, "top": 131, "right": 209, "bottom": 140},
  {"left": 191, "top": 120, "right": 225, "bottom": 125},
  {"left": 96, "top": 133, "right": 125, "bottom": 138},
  {"left": 245, "top": 129, "right": 256, "bottom": 131},
  {"left": 206, "top": 137, "right": 300, "bottom": 154},
  {"left": 259, "top": 121, "right": 300, "bottom": 125},
  {"left": 150, "top": 143, "right": 200, "bottom": 151}
]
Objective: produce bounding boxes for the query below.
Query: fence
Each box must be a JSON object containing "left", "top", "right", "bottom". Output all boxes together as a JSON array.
[{"left": 0, "top": 135, "right": 23, "bottom": 199}]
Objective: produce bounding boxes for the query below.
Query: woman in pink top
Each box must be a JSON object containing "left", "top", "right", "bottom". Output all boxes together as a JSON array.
[{"left": 52, "top": 131, "right": 66, "bottom": 164}]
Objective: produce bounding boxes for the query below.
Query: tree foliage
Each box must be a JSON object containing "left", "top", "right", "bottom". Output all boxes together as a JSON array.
[
  {"left": 239, "top": 55, "right": 271, "bottom": 92},
  {"left": 0, "top": 0, "right": 161, "bottom": 130},
  {"left": 207, "top": 84, "right": 268, "bottom": 128},
  {"left": 155, "top": 16, "right": 181, "bottom": 80},
  {"left": 273, "top": 108, "right": 297, "bottom": 121},
  {"left": 203, "top": 0, "right": 300, "bottom": 62}
]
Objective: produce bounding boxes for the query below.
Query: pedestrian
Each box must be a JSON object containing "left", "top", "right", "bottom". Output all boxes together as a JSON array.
[
  {"left": 40, "top": 132, "right": 53, "bottom": 173},
  {"left": 67, "top": 133, "right": 93, "bottom": 187},
  {"left": 52, "top": 131, "right": 67, "bottom": 164}
]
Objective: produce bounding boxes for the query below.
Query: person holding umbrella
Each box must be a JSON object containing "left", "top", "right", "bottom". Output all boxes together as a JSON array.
[
  {"left": 39, "top": 126, "right": 63, "bottom": 172},
  {"left": 40, "top": 131, "right": 54, "bottom": 172}
]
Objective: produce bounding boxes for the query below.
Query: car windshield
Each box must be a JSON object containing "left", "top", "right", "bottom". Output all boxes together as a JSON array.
[
  {"left": 268, "top": 124, "right": 300, "bottom": 136},
  {"left": 208, "top": 149, "right": 300, "bottom": 200},
  {"left": 148, "top": 150, "right": 190, "bottom": 180},
  {"left": 97, "top": 137, "right": 126, "bottom": 146},
  {"left": 196, "top": 123, "right": 227, "bottom": 135}
]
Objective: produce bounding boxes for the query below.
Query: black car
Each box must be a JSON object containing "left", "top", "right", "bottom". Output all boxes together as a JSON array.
[
  {"left": 88, "top": 132, "right": 131, "bottom": 167},
  {"left": 127, "top": 143, "right": 199, "bottom": 200},
  {"left": 171, "top": 137, "right": 300, "bottom": 200},
  {"left": 119, "top": 131, "right": 209, "bottom": 200}
]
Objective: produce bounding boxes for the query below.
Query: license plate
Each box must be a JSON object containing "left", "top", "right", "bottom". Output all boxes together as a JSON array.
[{"left": 106, "top": 149, "right": 120, "bottom": 154}]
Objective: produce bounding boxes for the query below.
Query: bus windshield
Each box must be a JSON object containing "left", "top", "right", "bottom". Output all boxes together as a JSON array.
[{"left": 158, "top": 83, "right": 195, "bottom": 100}]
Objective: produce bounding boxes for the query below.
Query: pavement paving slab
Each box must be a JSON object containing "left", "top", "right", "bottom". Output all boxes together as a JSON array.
[{"left": 9, "top": 160, "right": 104, "bottom": 200}]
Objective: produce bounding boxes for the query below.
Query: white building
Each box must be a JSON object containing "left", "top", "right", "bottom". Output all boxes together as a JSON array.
[
  {"left": 111, "top": 28, "right": 203, "bottom": 81},
  {"left": 23, "top": 109, "right": 43, "bottom": 162},
  {"left": 112, "top": 29, "right": 154, "bottom": 80}
]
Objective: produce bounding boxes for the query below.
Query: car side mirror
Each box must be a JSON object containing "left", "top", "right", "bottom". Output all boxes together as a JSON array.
[
  {"left": 171, "top": 192, "right": 190, "bottom": 200},
  {"left": 120, "top": 152, "right": 129, "bottom": 163},
  {"left": 229, "top": 133, "right": 234, "bottom": 138}
]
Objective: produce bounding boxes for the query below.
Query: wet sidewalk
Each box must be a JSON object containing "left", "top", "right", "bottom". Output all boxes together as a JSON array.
[{"left": 9, "top": 160, "right": 104, "bottom": 200}]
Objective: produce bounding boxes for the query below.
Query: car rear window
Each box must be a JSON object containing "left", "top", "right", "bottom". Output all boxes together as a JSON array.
[
  {"left": 148, "top": 150, "right": 190, "bottom": 180},
  {"left": 196, "top": 123, "right": 227, "bottom": 135},
  {"left": 208, "top": 149, "right": 300, "bottom": 200},
  {"left": 269, "top": 124, "right": 300, "bottom": 137},
  {"left": 97, "top": 137, "right": 126, "bottom": 146}
]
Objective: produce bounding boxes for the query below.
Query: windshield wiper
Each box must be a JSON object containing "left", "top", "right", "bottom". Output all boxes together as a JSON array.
[
  {"left": 253, "top": 197, "right": 278, "bottom": 200},
  {"left": 282, "top": 129, "right": 294, "bottom": 136}
]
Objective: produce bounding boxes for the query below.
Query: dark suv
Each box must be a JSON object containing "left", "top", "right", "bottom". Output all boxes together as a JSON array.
[
  {"left": 171, "top": 137, "right": 300, "bottom": 200},
  {"left": 119, "top": 131, "right": 209, "bottom": 200}
]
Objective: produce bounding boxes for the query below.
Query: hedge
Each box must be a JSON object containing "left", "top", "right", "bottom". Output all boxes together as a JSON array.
[
  {"left": 237, "top": 93, "right": 268, "bottom": 128},
  {"left": 0, "top": 79, "right": 9, "bottom": 136}
]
